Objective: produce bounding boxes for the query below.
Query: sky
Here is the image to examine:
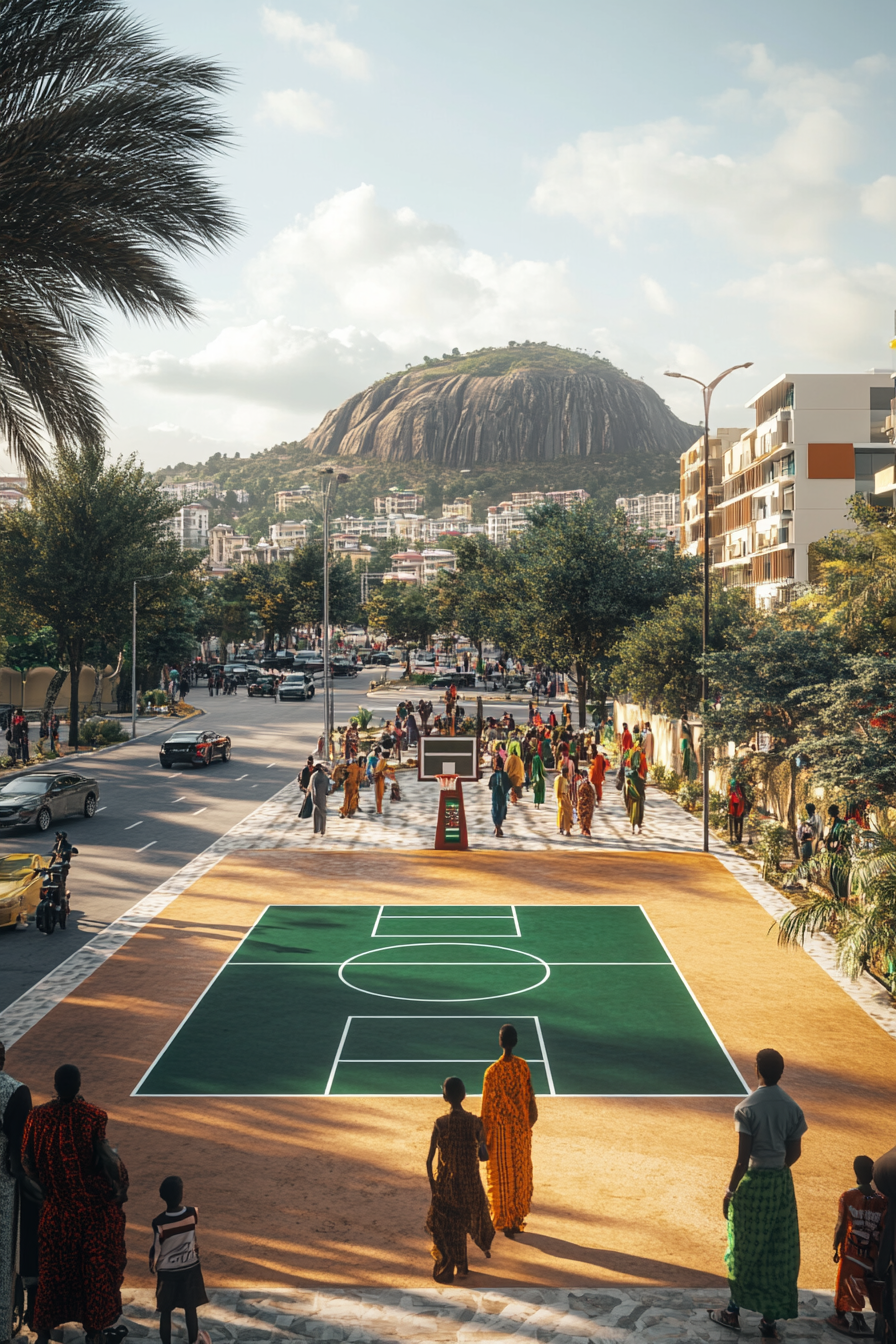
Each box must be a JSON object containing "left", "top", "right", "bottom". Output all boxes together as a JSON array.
[{"left": 36, "top": 0, "right": 896, "bottom": 472}]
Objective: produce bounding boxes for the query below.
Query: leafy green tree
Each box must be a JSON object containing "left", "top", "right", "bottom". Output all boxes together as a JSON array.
[
  {"left": 242, "top": 564, "right": 296, "bottom": 651},
  {"left": 493, "top": 504, "right": 696, "bottom": 726},
  {"left": 0, "top": 442, "right": 198, "bottom": 744},
  {"left": 364, "top": 584, "right": 436, "bottom": 671},
  {"left": 0, "top": 0, "right": 237, "bottom": 472},
  {"left": 432, "top": 535, "right": 503, "bottom": 671},
  {"left": 290, "top": 543, "right": 359, "bottom": 635},
  {"left": 794, "top": 497, "right": 896, "bottom": 652},
  {"left": 612, "top": 585, "right": 754, "bottom": 717}
]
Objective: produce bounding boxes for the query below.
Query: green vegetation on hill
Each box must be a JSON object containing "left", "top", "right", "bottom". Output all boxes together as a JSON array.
[{"left": 373, "top": 340, "right": 618, "bottom": 386}]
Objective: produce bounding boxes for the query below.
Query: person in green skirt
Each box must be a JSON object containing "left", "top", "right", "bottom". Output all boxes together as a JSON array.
[
  {"left": 530, "top": 751, "right": 546, "bottom": 808},
  {"left": 709, "top": 1048, "right": 807, "bottom": 1341}
]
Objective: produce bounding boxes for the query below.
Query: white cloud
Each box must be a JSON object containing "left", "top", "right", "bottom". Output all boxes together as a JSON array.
[
  {"left": 247, "top": 183, "right": 577, "bottom": 349},
  {"left": 531, "top": 46, "right": 885, "bottom": 255},
  {"left": 721, "top": 258, "right": 896, "bottom": 363},
  {"left": 261, "top": 8, "right": 370, "bottom": 79},
  {"left": 640, "top": 275, "right": 674, "bottom": 314},
  {"left": 861, "top": 175, "right": 896, "bottom": 224},
  {"left": 256, "top": 88, "right": 334, "bottom": 134}
]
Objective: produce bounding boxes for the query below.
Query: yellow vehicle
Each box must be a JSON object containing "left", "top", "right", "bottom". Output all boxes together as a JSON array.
[{"left": 0, "top": 853, "right": 45, "bottom": 929}]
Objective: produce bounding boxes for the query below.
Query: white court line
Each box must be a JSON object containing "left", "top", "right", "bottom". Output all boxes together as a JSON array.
[
  {"left": 511, "top": 905, "right": 521, "bottom": 937},
  {"left": 225, "top": 960, "right": 669, "bottom": 966},
  {"left": 193, "top": 808, "right": 206, "bottom": 815},
  {"left": 324, "top": 1017, "right": 353, "bottom": 1096},
  {"left": 638, "top": 905, "right": 749, "bottom": 1093},
  {"left": 124, "top": 821, "right": 142, "bottom": 830},
  {"left": 533, "top": 1015, "right": 556, "bottom": 1096},
  {"left": 370, "top": 905, "right": 384, "bottom": 938},
  {"left": 132, "top": 1090, "right": 747, "bottom": 1099},
  {"left": 136, "top": 841, "right": 157, "bottom": 853},
  {"left": 340, "top": 1058, "right": 546, "bottom": 1064}
]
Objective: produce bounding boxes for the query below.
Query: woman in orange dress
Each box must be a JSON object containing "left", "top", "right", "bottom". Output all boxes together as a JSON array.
[
  {"left": 481, "top": 1024, "right": 538, "bottom": 1236},
  {"left": 588, "top": 750, "right": 607, "bottom": 805},
  {"left": 339, "top": 759, "right": 363, "bottom": 818}
]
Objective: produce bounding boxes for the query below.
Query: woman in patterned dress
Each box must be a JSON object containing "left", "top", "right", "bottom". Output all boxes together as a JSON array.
[
  {"left": 425, "top": 1078, "right": 494, "bottom": 1282},
  {"left": 22, "top": 1065, "right": 128, "bottom": 1344},
  {"left": 481, "top": 1025, "right": 538, "bottom": 1236},
  {"left": 0, "top": 1041, "right": 37, "bottom": 1343}
]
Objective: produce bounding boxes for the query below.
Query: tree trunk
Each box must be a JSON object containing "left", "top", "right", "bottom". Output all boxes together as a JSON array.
[
  {"left": 787, "top": 757, "right": 798, "bottom": 853},
  {"left": 476, "top": 639, "right": 483, "bottom": 674},
  {"left": 42, "top": 668, "right": 67, "bottom": 719},
  {"left": 575, "top": 661, "right": 589, "bottom": 729},
  {"left": 67, "top": 641, "right": 84, "bottom": 748}
]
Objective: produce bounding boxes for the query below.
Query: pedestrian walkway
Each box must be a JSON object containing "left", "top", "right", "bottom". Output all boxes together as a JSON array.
[{"left": 103, "top": 1285, "right": 839, "bottom": 1344}]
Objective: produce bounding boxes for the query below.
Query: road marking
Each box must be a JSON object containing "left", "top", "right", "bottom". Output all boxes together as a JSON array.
[
  {"left": 96, "top": 807, "right": 107, "bottom": 813},
  {"left": 235, "top": 774, "right": 248, "bottom": 780},
  {"left": 193, "top": 808, "right": 207, "bottom": 815},
  {"left": 172, "top": 796, "right": 186, "bottom": 803},
  {"left": 124, "top": 821, "right": 143, "bottom": 830},
  {"left": 135, "top": 841, "right": 157, "bottom": 852},
  {"left": 266, "top": 763, "right": 276, "bottom": 768}
]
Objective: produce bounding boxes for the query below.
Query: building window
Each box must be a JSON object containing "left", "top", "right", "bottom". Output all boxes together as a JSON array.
[{"left": 871, "top": 387, "right": 892, "bottom": 444}]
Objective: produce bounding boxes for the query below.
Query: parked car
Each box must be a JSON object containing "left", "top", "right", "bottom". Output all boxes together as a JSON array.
[
  {"left": 262, "top": 651, "right": 295, "bottom": 670},
  {"left": 0, "top": 852, "right": 44, "bottom": 928},
  {"left": 330, "top": 657, "right": 359, "bottom": 678},
  {"left": 0, "top": 772, "right": 100, "bottom": 832},
  {"left": 367, "top": 651, "right": 395, "bottom": 666},
  {"left": 223, "top": 662, "right": 251, "bottom": 685},
  {"left": 278, "top": 673, "right": 316, "bottom": 702},
  {"left": 247, "top": 674, "right": 277, "bottom": 697},
  {"left": 293, "top": 651, "right": 324, "bottom": 675},
  {"left": 159, "top": 729, "right": 232, "bottom": 768},
  {"left": 430, "top": 671, "right": 476, "bottom": 689}
]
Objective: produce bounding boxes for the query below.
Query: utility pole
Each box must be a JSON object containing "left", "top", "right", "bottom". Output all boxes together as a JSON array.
[{"left": 318, "top": 468, "right": 350, "bottom": 759}]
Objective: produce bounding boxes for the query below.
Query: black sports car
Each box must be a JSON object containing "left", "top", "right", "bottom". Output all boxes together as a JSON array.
[
  {"left": 0, "top": 771, "right": 100, "bottom": 831},
  {"left": 159, "top": 730, "right": 232, "bottom": 768},
  {"left": 247, "top": 674, "right": 277, "bottom": 697}
]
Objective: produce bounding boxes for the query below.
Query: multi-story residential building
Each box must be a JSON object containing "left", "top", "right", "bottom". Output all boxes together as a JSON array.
[
  {"left": 617, "top": 492, "right": 681, "bottom": 531},
  {"left": 331, "top": 535, "right": 375, "bottom": 569},
  {"left": 680, "top": 429, "right": 747, "bottom": 560},
  {"left": 422, "top": 548, "right": 457, "bottom": 583},
  {"left": 208, "top": 523, "right": 251, "bottom": 567},
  {"left": 332, "top": 513, "right": 430, "bottom": 543},
  {"left": 270, "top": 520, "right": 310, "bottom": 548},
  {"left": 160, "top": 479, "right": 219, "bottom": 502},
  {"left": 234, "top": 540, "right": 295, "bottom": 566},
  {"left": 511, "top": 491, "right": 545, "bottom": 509},
  {"left": 374, "top": 489, "right": 425, "bottom": 516},
  {"left": 382, "top": 548, "right": 458, "bottom": 585},
  {"left": 547, "top": 489, "right": 590, "bottom": 508},
  {"left": 441, "top": 498, "right": 473, "bottom": 520},
  {"left": 705, "top": 372, "right": 896, "bottom": 608},
  {"left": 276, "top": 487, "right": 311, "bottom": 513},
  {"left": 0, "top": 487, "right": 29, "bottom": 511},
  {"left": 166, "top": 503, "right": 209, "bottom": 550},
  {"left": 487, "top": 503, "right": 530, "bottom": 546}
]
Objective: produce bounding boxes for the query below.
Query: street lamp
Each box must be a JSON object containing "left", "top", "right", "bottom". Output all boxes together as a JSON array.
[
  {"left": 131, "top": 573, "right": 174, "bottom": 740},
  {"left": 664, "top": 363, "right": 753, "bottom": 852},
  {"left": 318, "top": 466, "right": 351, "bottom": 759}
]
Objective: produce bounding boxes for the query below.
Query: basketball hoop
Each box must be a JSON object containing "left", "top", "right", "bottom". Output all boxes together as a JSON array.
[{"left": 435, "top": 773, "right": 459, "bottom": 791}]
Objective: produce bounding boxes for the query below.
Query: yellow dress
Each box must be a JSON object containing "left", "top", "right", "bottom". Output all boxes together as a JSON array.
[
  {"left": 481, "top": 1056, "right": 534, "bottom": 1231},
  {"left": 554, "top": 774, "right": 573, "bottom": 833}
]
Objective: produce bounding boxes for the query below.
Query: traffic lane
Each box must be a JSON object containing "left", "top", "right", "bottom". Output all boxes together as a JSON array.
[{"left": 0, "top": 694, "right": 323, "bottom": 1010}]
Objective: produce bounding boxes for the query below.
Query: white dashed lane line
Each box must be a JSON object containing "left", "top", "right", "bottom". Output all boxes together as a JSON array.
[
  {"left": 172, "top": 797, "right": 186, "bottom": 803},
  {"left": 135, "top": 841, "right": 157, "bottom": 852},
  {"left": 124, "top": 821, "right": 142, "bottom": 830},
  {"left": 96, "top": 807, "right": 106, "bottom": 813},
  {"left": 235, "top": 774, "right": 248, "bottom": 780},
  {"left": 193, "top": 808, "right": 206, "bottom": 815}
]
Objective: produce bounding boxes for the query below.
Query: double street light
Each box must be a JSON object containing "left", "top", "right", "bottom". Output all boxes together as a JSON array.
[
  {"left": 664, "top": 363, "right": 753, "bottom": 852},
  {"left": 131, "top": 573, "right": 174, "bottom": 740},
  {"left": 318, "top": 466, "right": 350, "bottom": 759}
]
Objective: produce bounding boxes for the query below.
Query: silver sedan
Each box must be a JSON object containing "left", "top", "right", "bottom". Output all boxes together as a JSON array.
[{"left": 0, "top": 772, "right": 100, "bottom": 832}]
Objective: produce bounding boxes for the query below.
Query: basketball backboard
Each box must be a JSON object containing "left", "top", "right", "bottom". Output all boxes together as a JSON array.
[{"left": 417, "top": 735, "right": 479, "bottom": 781}]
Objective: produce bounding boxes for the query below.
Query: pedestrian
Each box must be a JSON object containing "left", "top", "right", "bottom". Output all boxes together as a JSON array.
[
  {"left": 0, "top": 1039, "right": 38, "bottom": 1344},
  {"left": 425, "top": 1076, "right": 494, "bottom": 1284},
  {"left": 577, "top": 772, "right": 596, "bottom": 837},
  {"left": 373, "top": 751, "right": 393, "bottom": 815},
  {"left": 619, "top": 721, "right": 633, "bottom": 753},
  {"left": 729, "top": 777, "right": 747, "bottom": 844},
  {"left": 871, "top": 1145, "right": 896, "bottom": 1344},
  {"left": 17, "top": 713, "right": 30, "bottom": 764},
  {"left": 49, "top": 712, "right": 60, "bottom": 753},
  {"left": 339, "top": 759, "right": 363, "bottom": 819},
  {"left": 206, "top": 671, "right": 214, "bottom": 698},
  {"left": 554, "top": 770, "right": 573, "bottom": 837},
  {"left": 505, "top": 741, "right": 524, "bottom": 804},
  {"left": 641, "top": 721, "right": 655, "bottom": 764},
  {"left": 796, "top": 806, "right": 818, "bottom": 862},
  {"left": 825, "top": 805, "right": 850, "bottom": 899},
  {"left": 826, "top": 1155, "right": 887, "bottom": 1336},
  {"left": 589, "top": 750, "right": 607, "bottom": 806},
  {"left": 709, "top": 1048, "right": 806, "bottom": 1341},
  {"left": 298, "top": 756, "right": 313, "bottom": 792},
  {"left": 149, "top": 1175, "right": 210, "bottom": 1344},
  {"left": 530, "top": 750, "right": 546, "bottom": 809},
  {"left": 481, "top": 1024, "right": 537, "bottom": 1238},
  {"left": 22, "top": 1064, "right": 128, "bottom": 1344},
  {"left": 393, "top": 719, "right": 404, "bottom": 763},
  {"left": 623, "top": 743, "right": 647, "bottom": 835},
  {"left": 309, "top": 763, "right": 331, "bottom": 837},
  {"left": 489, "top": 758, "right": 511, "bottom": 838},
  {"left": 680, "top": 719, "right": 696, "bottom": 781},
  {"left": 561, "top": 702, "right": 571, "bottom": 731}
]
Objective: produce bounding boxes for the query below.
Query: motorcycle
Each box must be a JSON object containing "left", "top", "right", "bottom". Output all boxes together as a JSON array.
[{"left": 35, "top": 835, "right": 78, "bottom": 934}]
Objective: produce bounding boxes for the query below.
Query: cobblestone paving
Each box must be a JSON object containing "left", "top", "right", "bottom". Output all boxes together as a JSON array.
[{"left": 36, "top": 1287, "right": 842, "bottom": 1344}]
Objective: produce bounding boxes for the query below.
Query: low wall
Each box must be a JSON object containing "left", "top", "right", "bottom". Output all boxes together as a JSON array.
[{"left": 0, "top": 665, "right": 121, "bottom": 716}]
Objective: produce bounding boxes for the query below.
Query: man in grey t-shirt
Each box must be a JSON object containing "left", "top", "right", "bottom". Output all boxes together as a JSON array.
[{"left": 709, "top": 1048, "right": 806, "bottom": 1339}]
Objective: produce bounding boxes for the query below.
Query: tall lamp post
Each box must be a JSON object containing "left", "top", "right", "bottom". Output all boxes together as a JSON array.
[
  {"left": 664, "top": 363, "right": 753, "bottom": 852},
  {"left": 318, "top": 467, "right": 350, "bottom": 759},
  {"left": 131, "top": 573, "right": 174, "bottom": 740}
]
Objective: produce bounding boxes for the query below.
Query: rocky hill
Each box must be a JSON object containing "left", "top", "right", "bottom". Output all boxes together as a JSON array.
[{"left": 304, "top": 344, "right": 699, "bottom": 468}]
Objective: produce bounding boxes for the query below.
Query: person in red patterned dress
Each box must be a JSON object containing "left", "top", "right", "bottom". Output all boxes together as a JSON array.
[{"left": 22, "top": 1065, "right": 128, "bottom": 1344}]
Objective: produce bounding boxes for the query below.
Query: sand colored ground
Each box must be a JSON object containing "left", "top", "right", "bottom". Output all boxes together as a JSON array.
[{"left": 7, "top": 849, "right": 896, "bottom": 1292}]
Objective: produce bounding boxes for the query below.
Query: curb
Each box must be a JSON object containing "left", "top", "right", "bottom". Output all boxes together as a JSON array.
[{"left": 0, "top": 707, "right": 204, "bottom": 778}]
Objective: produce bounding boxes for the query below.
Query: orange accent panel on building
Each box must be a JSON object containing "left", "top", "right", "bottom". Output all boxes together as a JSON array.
[{"left": 807, "top": 443, "right": 855, "bottom": 479}]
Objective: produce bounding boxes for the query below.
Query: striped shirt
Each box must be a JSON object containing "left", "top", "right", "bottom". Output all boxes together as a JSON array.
[{"left": 150, "top": 1206, "right": 200, "bottom": 1273}]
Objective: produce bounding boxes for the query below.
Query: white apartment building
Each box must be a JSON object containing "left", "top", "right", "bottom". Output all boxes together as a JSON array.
[
  {"left": 0, "top": 487, "right": 29, "bottom": 511},
  {"left": 510, "top": 488, "right": 590, "bottom": 511},
  {"left": 487, "top": 503, "right": 530, "bottom": 546},
  {"left": 617, "top": 492, "right": 681, "bottom": 530},
  {"left": 383, "top": 548, "right": 457, "bottom": 585},
  {"left": 276, "top": 487, "right": 311, "bottom": 513},
  {"left": 702, "top": 372, "right": 896, "bottom": 608},
  {"left": 441, "top": 498, "right": 473, "bottom": 520},
  {"left": 167, "top": 503, "right": 209, "bottom": 550},
  {"left": 160, "top": 479, "right": 218, "bottom": 501},
  {"left": 511, "top": 491, "right": 545, "bottom": 509},
  {"left": 270, "top": 520, "right": 310, "bottom": 548},
  {"left": 374, "top": 489, "right": 425, "bottom": 516},
  {"left": 332, "top": 513, "right": 431, "bottom": 543},
  {"left": 208, "top": 523, "right": 251, "bottom": 567},
  {"left": 680, "top": 430, "right": 748, "bottom": 559}
]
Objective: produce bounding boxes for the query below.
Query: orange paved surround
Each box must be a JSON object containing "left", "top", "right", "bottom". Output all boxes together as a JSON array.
[{"left": 7, "top": 849, "right": 895, "bottom": 1290}]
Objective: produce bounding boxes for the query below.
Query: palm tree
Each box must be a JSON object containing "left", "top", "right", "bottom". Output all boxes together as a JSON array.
[
  {"left": 0, "top": 0, "right": 239, "bottom": 473},
  {"left": 779, "top": 827, "right": 896, "bottom": 988}
]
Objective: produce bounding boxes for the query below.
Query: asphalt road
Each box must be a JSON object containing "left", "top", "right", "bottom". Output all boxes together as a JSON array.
[{"left": 0, "top": 674, "right": 397, "bottom": 1013}]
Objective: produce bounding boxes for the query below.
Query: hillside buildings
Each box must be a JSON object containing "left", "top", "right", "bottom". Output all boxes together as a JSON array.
[
  {"left": 681, "top": 372, "right": 896, "bottom": 608},
  {"left": 0, "top": 476, "right": 30, "bottom": 511},
  {"left": 486, "top": 488, "right": 591, "bottom": 546},
  {"left": 165, "top": 503, "right": 209, "bottom": 550},
  {"left": 616, "top": 492, "right": 681, "bottom": 531},
  {"left": 374, "top": 489, "right": 426, "bottom": 516},
  {"left": 276, "top": 487, "right": 311, "bottom": 513}
]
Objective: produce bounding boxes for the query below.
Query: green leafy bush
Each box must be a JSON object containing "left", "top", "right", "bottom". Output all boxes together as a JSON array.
[
  {"left": 81, "top": 717, "right": 129, "bottom": 746},
  {"left": 677, "top": 779, "right": 703, "bottom": 812},
  {"left": 651, "top": 763, "right": 682, "bottom": 795},
  {"left": 754, "top": 821, "right": 794, "bottom": 885},
  {"left": 708, "top": 788, "right": 728, "bottom": 830},
  {"left": 0, "top": 755, "right": 12, "bottom": 769}
]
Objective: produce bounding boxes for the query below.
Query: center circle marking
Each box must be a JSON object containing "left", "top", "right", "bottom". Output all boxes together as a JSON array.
[{"left": 337, "top": 941, "right": 551, "bottom": 1003}]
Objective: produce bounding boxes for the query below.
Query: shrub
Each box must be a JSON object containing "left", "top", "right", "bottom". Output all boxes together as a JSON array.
[
  {"left": 81, "top": 717, "right": 129, "bottom": 746},
  {"left": 0, "top": 754, "right": 11, "bottom": 768},
  {"left": 651, "top": 763, "right": 682, "bottom": 795},
  {"left": 677, "top": 779, "right": 703, "bottom": 812},
  {"left": 708, "top": 788, "right": 728, "bottom": 830},
  {"left": 754, "top": 821, "right": 794, "bottom": 885}
]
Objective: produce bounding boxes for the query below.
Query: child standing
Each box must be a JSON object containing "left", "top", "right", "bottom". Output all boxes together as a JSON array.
[
  {"left": 827, "top": 1155, "right": 888, "bottom": 1336},
  {"left": 149, "top": 1176, "right": 210, "bottom": 1344}
]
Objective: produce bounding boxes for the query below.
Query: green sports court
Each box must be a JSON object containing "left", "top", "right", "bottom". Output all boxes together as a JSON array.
[{"left": 133, "top": 904, "right": 748, "bottom": 1098}]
